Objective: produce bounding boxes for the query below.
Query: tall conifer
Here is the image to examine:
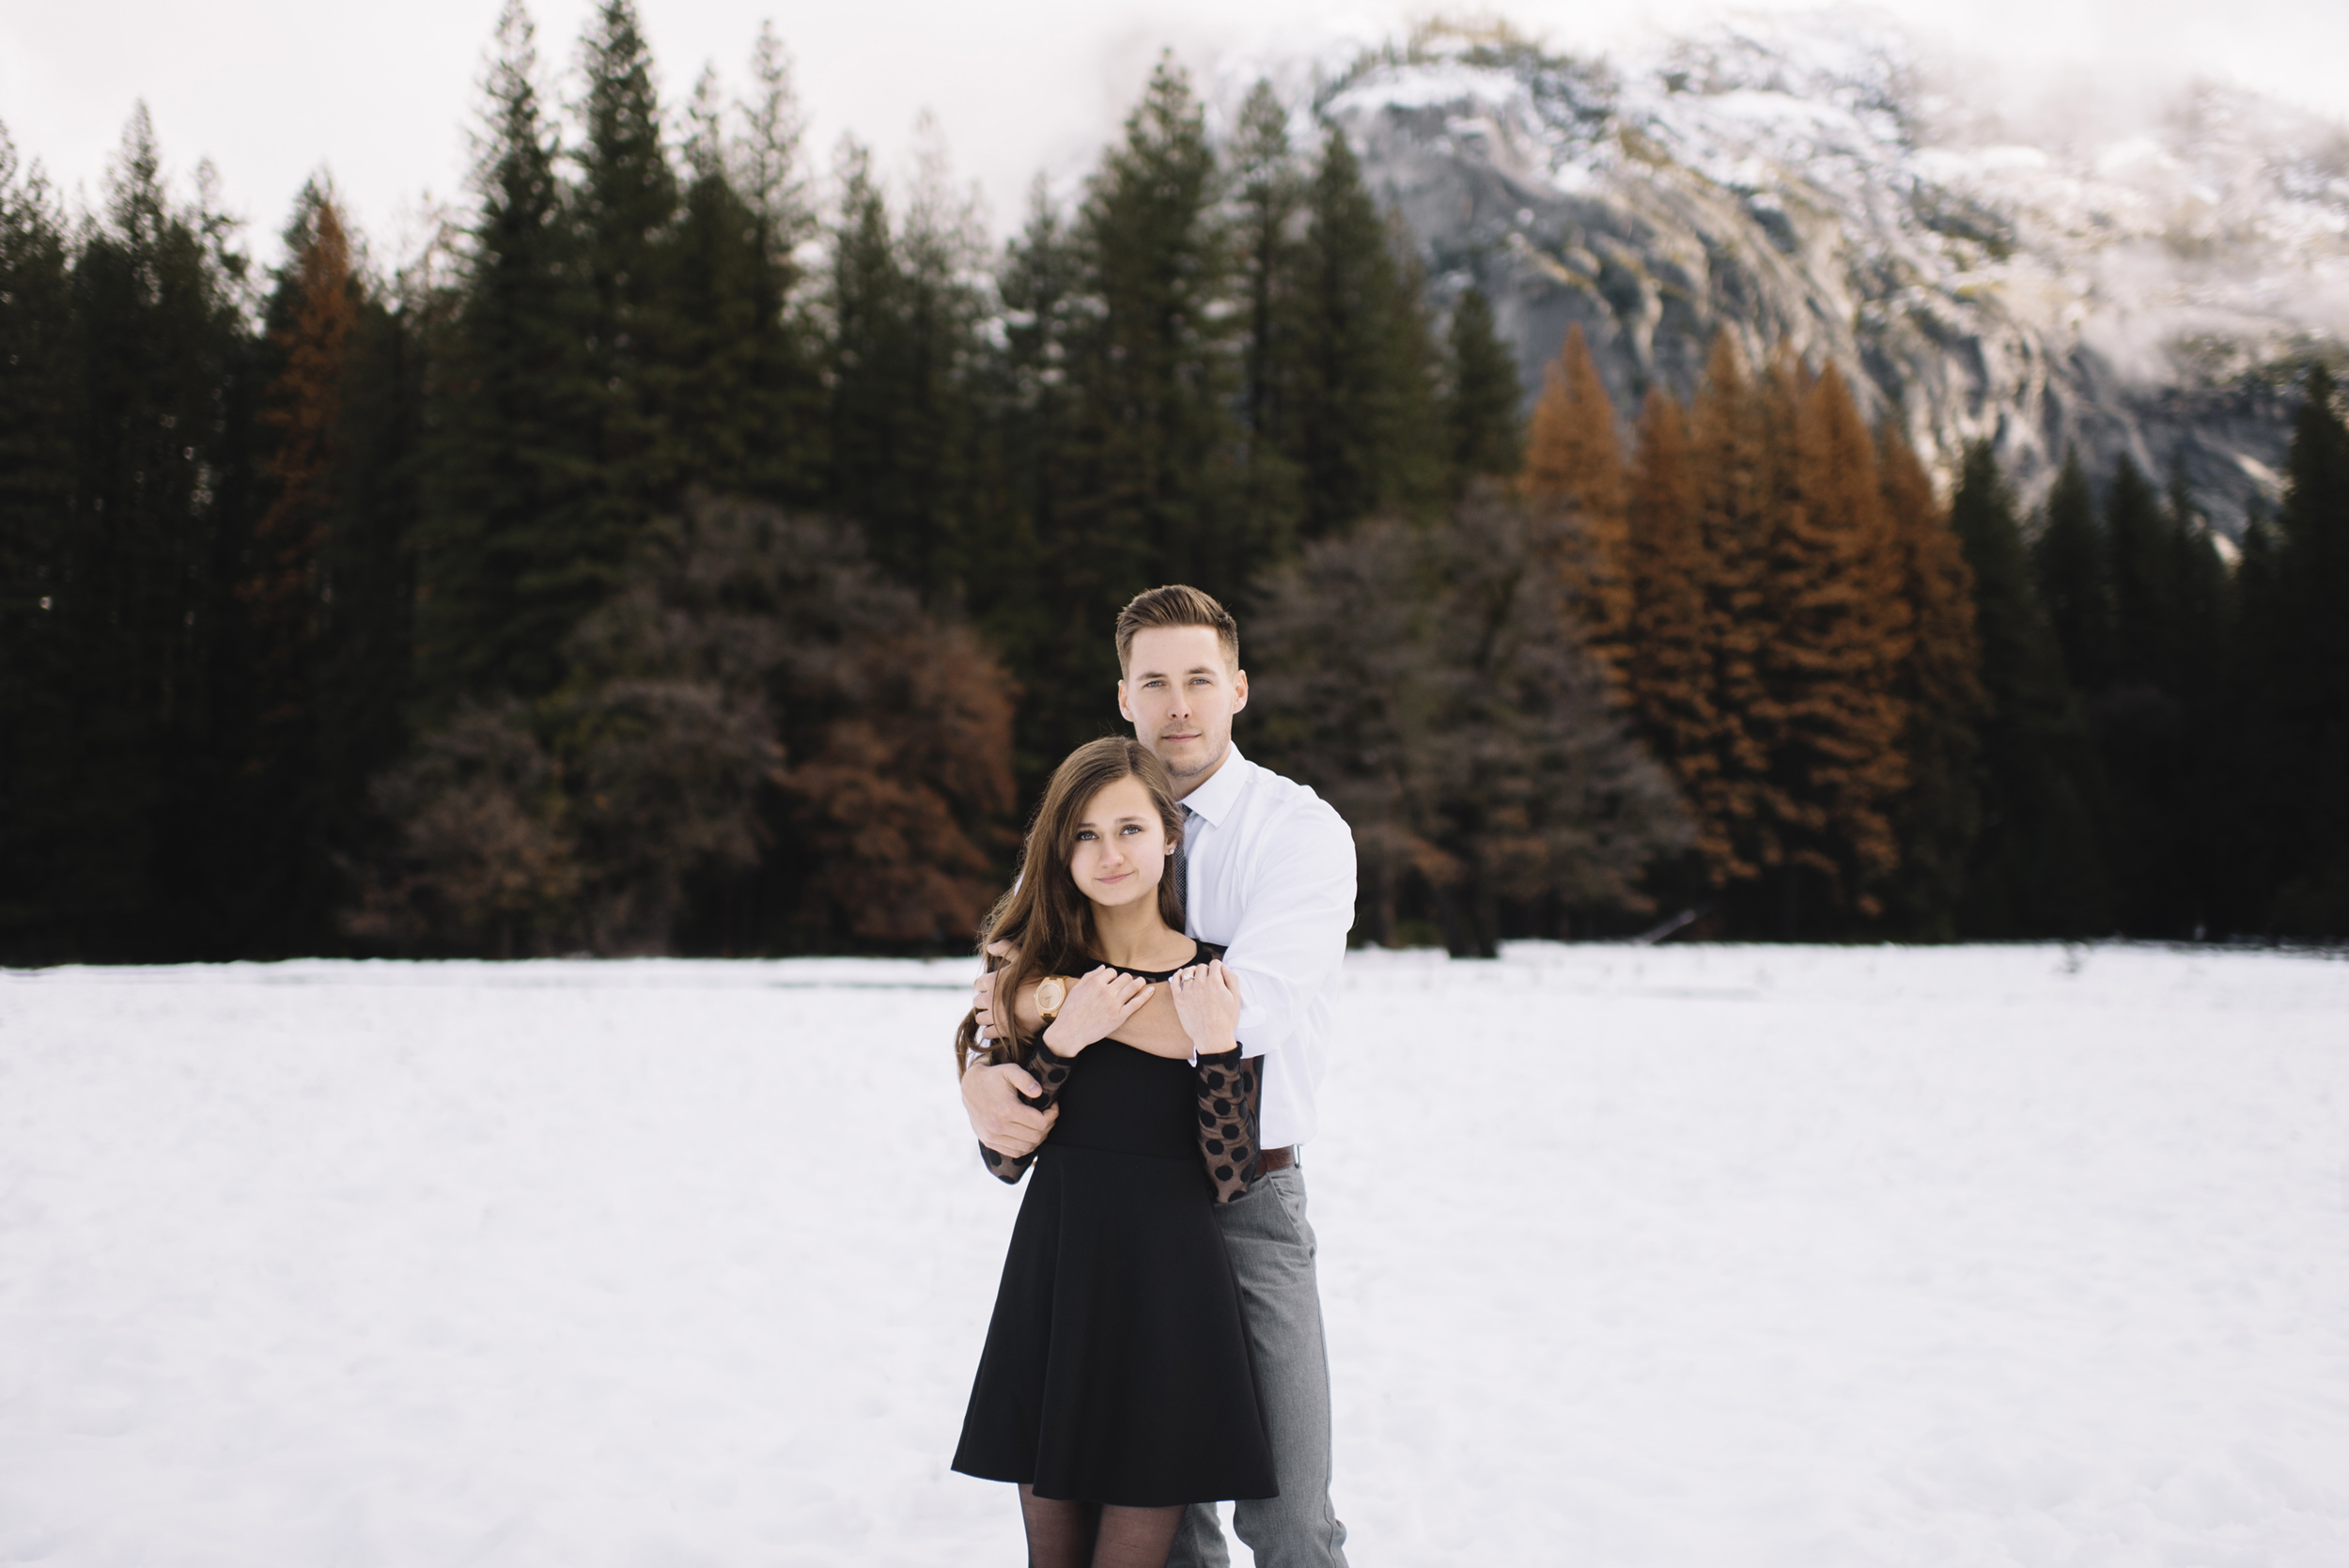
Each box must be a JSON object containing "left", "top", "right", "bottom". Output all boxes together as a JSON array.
[
  {"left": 420, "top": 1, "right": 596, "bottom": 704},
  {"left": 1687, "top": 334, "right": 1772, "bottom": 889},
  {"left": 1229, "top": 81, "right": 1303, "bottom": 555},
  {"left": 1014, "top": 58, "right": 1240, "bottom": 768},
  {"left": 1522, "top": 324, "right": 1630, "bottom": 681},
  {"left": 2034, "top": 447, "right": 2108, "bottom": 694},
  {"left": 2229, "top": 368, "right": 2349, "bottom": 932},
  {"left": 1293, "top": 126, "right": 1439, "bottom": 536},
  {"left": 1879, "top": 426, "right": 1983, "bottom": 937},
  {"left": 1750, "top": 358, "right": 1910, "bottom": 928},
  {"left": 0, "top": 129, "right": 85, "bottom": 954},
  {"left": 571, "top": 0, "right": 680, "bottom": 569},
  {"left": 52, "top": 106, "right": 253, "bottom": 952},
  {"left": 1624, "top": 388, "right": 1719, "bottom": 870},
  {"left": 227, "top": 187, "right": 359, "bottom": 945},
  {"left": 1443, "top": 286, "right": 1521, "bottom": 489},
  {"left": 1949, "top": 442, "right": 2109, "bottom": 935}
]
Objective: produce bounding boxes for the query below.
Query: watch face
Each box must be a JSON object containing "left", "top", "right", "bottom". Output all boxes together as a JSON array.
[{"left": 1035, "top": 978, "right": 1066, "bottom": 1015}]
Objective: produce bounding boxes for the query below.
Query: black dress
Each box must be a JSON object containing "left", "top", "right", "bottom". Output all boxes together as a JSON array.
[{"left": 952, "top": 941, "right": 1277, "bottom": 1508}]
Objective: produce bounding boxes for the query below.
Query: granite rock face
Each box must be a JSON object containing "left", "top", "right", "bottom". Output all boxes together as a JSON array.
[{"left": 1323, "top": 20, "right": 2349, "bottom": 532}]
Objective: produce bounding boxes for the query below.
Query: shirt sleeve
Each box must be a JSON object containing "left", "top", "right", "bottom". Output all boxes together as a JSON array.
[
  {"left": 975, "top": 1039, "right": 1077, "bottom": 1184},
  {"left": 1219, "top": 801, "right": 1357, "bottom": 1063}
]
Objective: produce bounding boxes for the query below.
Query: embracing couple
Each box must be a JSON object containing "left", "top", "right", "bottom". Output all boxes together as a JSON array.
[{"left": 951, "top": 585, "right": 1357, "bottom": 1567}]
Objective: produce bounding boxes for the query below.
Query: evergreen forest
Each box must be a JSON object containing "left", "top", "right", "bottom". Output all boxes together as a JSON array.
[{"left": 4, "top": 1, "right": 2345, "bottom": 960}]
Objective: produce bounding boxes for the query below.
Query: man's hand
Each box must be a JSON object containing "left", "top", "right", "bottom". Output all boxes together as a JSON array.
[
  {"left": 962, "top": 1058, "right": 1057, "bottom": 1158},
  {"left": 973, "top": 940, "right": 1045, "bottom": 1041}
]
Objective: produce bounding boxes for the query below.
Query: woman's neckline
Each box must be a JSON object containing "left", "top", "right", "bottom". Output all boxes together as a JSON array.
[{"left": 1089, "top": 939, "right": 1206, "bottom": 982}]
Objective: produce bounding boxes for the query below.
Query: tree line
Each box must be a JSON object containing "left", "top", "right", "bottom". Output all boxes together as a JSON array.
[
  {"left": 1, "top": 1, "right": 2341, "bottom": 959},
  {"left": 1508, "top": 329, "right": 2349, "bottom": 942}
]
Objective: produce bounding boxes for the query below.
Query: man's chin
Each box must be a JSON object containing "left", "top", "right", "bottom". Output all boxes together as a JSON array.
[{"left": 1159, "top": 742, "right": 1218, "bottom": 779}]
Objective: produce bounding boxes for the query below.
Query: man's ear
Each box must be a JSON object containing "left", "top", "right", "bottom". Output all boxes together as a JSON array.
[
  {"left": 1116, "top": 677, "right": 1134, "bottom": 722},
  {"left": 1230, "top": 668, "right": 1249, "bottom": 714}
]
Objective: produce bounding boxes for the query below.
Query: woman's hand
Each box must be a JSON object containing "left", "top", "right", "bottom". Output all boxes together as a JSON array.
[
  {"left": 1170, "top": 959, "right": 1242, "bottom": 1056},
  {"left": 1040, "top": 966, "right": 1153, "bottom": 1057}
]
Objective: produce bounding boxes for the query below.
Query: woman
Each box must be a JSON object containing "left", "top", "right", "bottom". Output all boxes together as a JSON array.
[{"left": 951, "top": 737, "right": 1275, "bottom": 1567}]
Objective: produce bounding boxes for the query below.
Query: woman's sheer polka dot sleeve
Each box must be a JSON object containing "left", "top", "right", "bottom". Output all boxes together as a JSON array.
[
  {"left": 974, "top": 1038, "right": 1077, "bottom": 1185},
  {"left": 1193, "top": 1052, "right": 1263, "bottom": 1204}
]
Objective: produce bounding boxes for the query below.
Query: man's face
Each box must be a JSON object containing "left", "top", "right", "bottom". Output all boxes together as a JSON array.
[{"left": 1118, "top": 625, "right": 1249, "bottom": 784}]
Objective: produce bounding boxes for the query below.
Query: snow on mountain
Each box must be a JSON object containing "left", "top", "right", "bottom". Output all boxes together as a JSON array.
[{"left": 1322, "top": 16, "right": 2349, "bottom": 528}]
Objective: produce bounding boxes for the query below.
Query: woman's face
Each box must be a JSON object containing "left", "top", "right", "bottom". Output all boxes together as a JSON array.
[{"left": 1067, "top": 774, "right": 1171, "bottom": 911}]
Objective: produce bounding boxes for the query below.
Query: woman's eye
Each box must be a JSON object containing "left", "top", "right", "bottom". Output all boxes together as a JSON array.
[{"left": 1075, "top": 830, "right": 1095, "bottom": 841}]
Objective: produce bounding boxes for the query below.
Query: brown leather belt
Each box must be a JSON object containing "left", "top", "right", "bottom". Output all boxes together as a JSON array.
[{"left": 1257, "top": 1145, "right": 1296, "bottom": 1175}]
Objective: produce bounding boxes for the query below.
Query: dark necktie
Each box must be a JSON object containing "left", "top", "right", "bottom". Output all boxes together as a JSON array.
[{"left": 1174, "top": 804, "right": 1194, "bottom": 918}]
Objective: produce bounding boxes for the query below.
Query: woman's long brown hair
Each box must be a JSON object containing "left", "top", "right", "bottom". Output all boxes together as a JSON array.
[{"left": 954, "top": 737, "right": 1187, "bottom": 1077}]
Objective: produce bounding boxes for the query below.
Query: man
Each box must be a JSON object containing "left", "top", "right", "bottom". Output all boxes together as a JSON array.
[{"left": 963, "top": 584, "right": 1357, "bottom": 1567}]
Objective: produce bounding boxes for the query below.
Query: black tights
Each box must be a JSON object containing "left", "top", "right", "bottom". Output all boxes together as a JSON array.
[{"left": 1018, "top": 1483, "right": 1184, "bottom": 1568}]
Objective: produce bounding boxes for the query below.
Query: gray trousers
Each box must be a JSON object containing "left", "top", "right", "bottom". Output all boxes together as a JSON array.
[{"left": 1168, "top": 1163, "right": 1350, "bottom": 1568}]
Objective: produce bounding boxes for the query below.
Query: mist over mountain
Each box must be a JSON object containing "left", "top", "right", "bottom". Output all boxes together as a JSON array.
[{"left": 1310, "top": 14, "right": 2349, "bottom": 532}]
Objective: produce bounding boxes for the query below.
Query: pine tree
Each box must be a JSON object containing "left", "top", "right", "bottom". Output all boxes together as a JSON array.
[
  {"left": 312, "top": 251, "right": 422, "bottom": 925},
  {"left": 1228, "top": 80, "right": 1303, "bottom": 557},
  {"left": 731, "top": 22, "right": 824, "bottom": 503},
  {"left": 2105, "top": 457, "right": 2175, "bottom": 689},
  {"left": 1292, "top": 125, "right": 1441, "bottom": 537},
  {"left": 50, "top": 106, "right": 255, "bottom": 955},
  {"left": 2092, "top": 453, "right": 2198, "bottom": 933},
  {"left": 1623, "top": 388, "right": 1719, "bottom": 870},
  {"left": 420, "top": 0, "right": 596, "bottom": 705},
  {"left": 1025, "top": 56, "right": 1240, "bottom": 768},
  {"left": 1949, "top": 442, "right": 2109, "bottom": 936},
  {"left": 1443, "top": 285, "right": 1520, "bottom": 489},
  {"left": 1686, "top": 333, "right": 1773, "bottom": 892},
  {"left": 1878, "top": 425, "right": 1984, "bottom": 939},
  {"left": 0, "top": 126, "right": 85, "bottom": 955},
  {"left": 244, "top": 189, "right": 355, "bottom": 761},
  {"left": 2034, "top": 446, "right": 2108, "bottom": 694},
  {"left": 569, "top": 0, "right": 680, "bottom": 582},
  {"left": 1381, "top": 235, "right": 1449, "bottom": 521},
  {"left": 1748, "top": 357, "right": 1910, "bottom": 930},
  {"left": 1521, "top": 324, "right": 1630, "bottom": 682},
  {"left": 2230, "top": 367, "right": 2349, "bottom": 934},
  {"left": 821, "top": 135, "right": 985, "bottom": 601},
  {"left": 893, "top": 126, "right": 988, "bottom": 601},
  {"left": 667, "top": 66, "right": 770, "bottom": 496},
  {"left": 226, "top": 185, "right": 360, "bottom": 946}
]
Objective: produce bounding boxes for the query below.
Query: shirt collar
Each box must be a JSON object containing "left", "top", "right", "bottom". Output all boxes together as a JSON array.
[{"left": 1179, "top": 743, "right": 1252, "bottom": 827}]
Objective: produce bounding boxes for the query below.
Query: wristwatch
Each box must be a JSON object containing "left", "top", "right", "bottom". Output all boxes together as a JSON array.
[{"left": 1034, "top": 975, "right": 1071, "bottom": 1023}]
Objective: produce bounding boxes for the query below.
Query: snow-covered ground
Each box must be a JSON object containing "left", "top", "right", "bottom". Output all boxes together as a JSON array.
[{"left": 4, "top": 944, "right": 2346, "bottom": 1565}]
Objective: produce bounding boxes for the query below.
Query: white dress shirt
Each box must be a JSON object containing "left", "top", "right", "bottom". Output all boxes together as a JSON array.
[{"left": 1179, "top": 746, "right": 1357, "bottom": 1150}]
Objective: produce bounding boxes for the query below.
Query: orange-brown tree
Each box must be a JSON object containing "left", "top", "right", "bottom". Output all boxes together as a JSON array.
[
  {"left": 242, "top": 191, "right": 357, "bottom": 768},
  {"left": 1685, "top": 334, "right": 1773, "bottom": 890},
  {"left": 1522, "top": 324, "right": 1630, "bottom": 684},
  {"left": 1746, "top": 355, "right": 1912, "bottom": 928},
  {"left": 1623, "top": 387, "right": 1722, "bottom": 872}
]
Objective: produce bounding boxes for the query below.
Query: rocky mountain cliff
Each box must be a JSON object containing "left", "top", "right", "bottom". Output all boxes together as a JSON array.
[{"left": 1320, "top": 17, "right": 2349, "bottom": 532}]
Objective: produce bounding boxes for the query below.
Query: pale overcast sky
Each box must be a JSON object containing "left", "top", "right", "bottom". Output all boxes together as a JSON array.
[{"left": 4, "top": 0, "right": 2344, "bottom": 269}]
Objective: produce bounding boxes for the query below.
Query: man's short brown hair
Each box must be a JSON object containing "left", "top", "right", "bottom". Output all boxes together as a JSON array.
[{"left": 1115, "top": 584, "right": 1240, "bottom": 675}]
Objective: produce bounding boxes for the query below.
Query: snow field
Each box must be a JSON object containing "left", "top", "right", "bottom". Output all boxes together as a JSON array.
[{"left": 2, "top": 944, "right": 2345, "bottom": 1565}]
